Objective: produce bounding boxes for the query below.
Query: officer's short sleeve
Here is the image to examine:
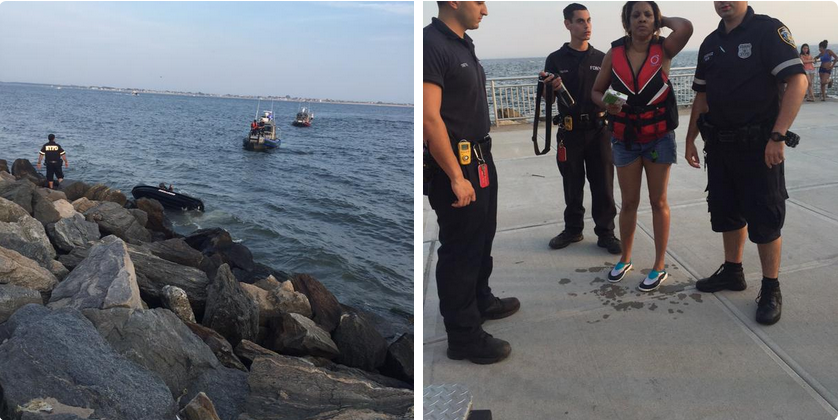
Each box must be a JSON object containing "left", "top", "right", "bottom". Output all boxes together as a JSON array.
[
  {"left": 59, "top": 145, "right": 65, "bottom": 155},
  {"left": 39, "top": 145, "right": 45, "bottom": 155},
  {"left": 543, "top": 53, "right": 557, "bottom": 75},
  {"left": 692, "top": 43, "right": 707, "bottom": 92},
  {"left": 424, "top": 35, "right": 447, "bottom": 88},
  {"left": 761, "top": 20, "right": 805, "bottom": 81}
]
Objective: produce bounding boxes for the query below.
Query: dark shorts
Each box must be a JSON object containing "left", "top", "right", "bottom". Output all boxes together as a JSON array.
[
  {"left": 46, "top": 161, "right": 63, "bottom": 182},
  {"left": 706, "top": 146, "right": 787, "bottom": 244},
  {"left": 611, "top": 131, "right": 677, "bottom": 167},
  {"left": 819, "top": 67, "right": 832, "bottom": 74}
]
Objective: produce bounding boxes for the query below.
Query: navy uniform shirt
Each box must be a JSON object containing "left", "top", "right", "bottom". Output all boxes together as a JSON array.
[
  {"left": 424, "top": 17, "right": 490, "bottom": 144},
  {"left": 544, "top": 43, "right": 605, "bottom": 115},
  {"left": 39, "top": 142, "right": 65, "bottom": 162},
  {"left": 692, "top": 6, "right": 804, "bottom": 127}
]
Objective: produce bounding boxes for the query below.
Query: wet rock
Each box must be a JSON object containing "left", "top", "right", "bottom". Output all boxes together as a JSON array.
[
  {"left": 145, "top": 237, "right": 206, "bottom": 269},
  {"left": 184, "top": 228, "right": 256, "bottom": 273},
  {"left": 0, "top": 284, "right": 43, "bottom": 323},
  {"left": 333, "top": 312, "right": 388, "bottom": 372},
  {"left": 202, "top": 264, "right": 259, "bottom": 347},
  {"left": 136, "top": 197, "right": 175, "bottom": 238},
  {"left": 186, "top": 321, "right": 248, "bottom": 372},
  {"left": 290, "top": 273, "right": 342, "bottom": 332},
  {"left": 46, "top": 213, "right": 100, "bottom": 253},
  {"left": 71, "top": 196, "right": 96, "bottom": 213},
  {"left": 48, "top": 236, "right": 142, "bottom": 311},
  {"left": 84, "top": 183, "right": 127, "bottom": 206},
  {"left": 0, "top": 197, "right": 56, "bottom": 267},
  {"left": 0, "top": 178, "right": 36, "bottom": 214},
  {"left": 83, "top": 201, "right": 152, "bottom": 243},
  {"left": 11, "top": 159, "right": 45, "bottom": 186},
  {"left": 52, "top": 198, "right": 80, "bottom": 219},
  {"left": 240, "top": 353, "right": 413, "bottom": 419},
  {"left": 0, "top": 246, "right": 58, "bottom": 293},
  {"left": 162, "top": 284, "right": 196, "bottom": 323},
  {"left": 266, "top": 312, "right": 339, "bottom": 359},
  {"left": 381, "top": 333, "right": 414, "bottom": 385},
  {"left": 129, "top": 208, "right": 148, "bottom": 228},
  {"left": 179, "top": 392, "right": 222, "bottom": 420},
  {"left": 0, "top": 305, "right": 178, "bottom": 419},
  {"left": 61, "top": 180, "right": 89, "bottom": 201}
]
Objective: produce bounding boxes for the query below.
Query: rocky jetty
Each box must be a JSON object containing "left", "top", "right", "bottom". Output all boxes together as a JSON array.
[{"left": 0, "top": 164, "right": 414, "bottom": 420}]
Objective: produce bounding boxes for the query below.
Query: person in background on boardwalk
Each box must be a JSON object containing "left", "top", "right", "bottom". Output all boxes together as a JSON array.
[
  {"left": 815, "top": 40, "right": 837, "bottom": 101},
  {"left": 36, "top": 133, "right": 68, "bottom": 189},
  {"left": 424, "top": 1, "right": 520, "bottom": 365},
  {"left": 685, "top": 1, "right": 806, "bottom": 325},
  {"left": 800, "top": 44, "right": 816, "bottom": 101},
  {"left": 591, "top": 1, "right": 692, "bottom": 292},
  {"left": 540, "top": 3, "right": 621, "bottom": 256}
]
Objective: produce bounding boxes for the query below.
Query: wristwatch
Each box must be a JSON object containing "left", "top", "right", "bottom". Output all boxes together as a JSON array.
[{"left": 770, "top": 132, "right": 788, "bottom": 143}]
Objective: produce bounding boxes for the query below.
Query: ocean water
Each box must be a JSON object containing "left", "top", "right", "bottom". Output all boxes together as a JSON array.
[{"left": 0, "top": 82, "right": 413, "bottom": 333}]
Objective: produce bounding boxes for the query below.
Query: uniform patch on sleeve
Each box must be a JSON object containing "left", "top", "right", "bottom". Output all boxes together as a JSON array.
[{"left": 778, "top": 26, "right": 796, "bottom": 48}]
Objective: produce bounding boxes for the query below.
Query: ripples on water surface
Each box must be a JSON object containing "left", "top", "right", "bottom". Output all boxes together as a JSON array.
[{"left": 0, "top": 83, "right": 413, "bottom": 332}]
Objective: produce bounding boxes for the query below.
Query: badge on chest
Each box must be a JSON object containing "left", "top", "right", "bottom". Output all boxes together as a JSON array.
[{"left": 738, "top": 43, "right": 752, "bottom": 59}]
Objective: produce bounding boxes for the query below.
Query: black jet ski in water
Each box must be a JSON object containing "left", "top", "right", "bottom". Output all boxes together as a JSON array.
[{"left": 131, "top": 185, "right": 204, "bottom": 211}]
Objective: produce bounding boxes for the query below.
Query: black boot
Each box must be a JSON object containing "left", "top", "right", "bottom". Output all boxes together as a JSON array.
[
  {"left": 755, "top": 283, "right": 782, "bottom": 325},
  {"left": 548, "top": 231, "right": 583, "bottom": 250},
  {"left": 447, "top": 331, "right": 512, "bottom": 365},
  {"left": 479, "top": 296, "right": 521, "bottom": 321},
  {"left": 695, "top": 264, "right": 747, "bottom": 292},
  {"left": 597, "top": 235, "right": 622, "bottom": 255}
]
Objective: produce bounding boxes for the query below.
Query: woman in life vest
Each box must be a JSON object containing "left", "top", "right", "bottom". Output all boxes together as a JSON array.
[{"left": 591, "top": 1, "right": 692, "bottom": 292}]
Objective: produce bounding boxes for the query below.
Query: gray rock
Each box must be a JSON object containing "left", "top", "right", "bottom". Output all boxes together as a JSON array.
[
  {"left": 381, "top": 333, "right": 414, "bottom": 386},
  {"left": 32, "top": 188, "right": 60, "bottom": 226},
  {"left": 267, "top": 312, "right": 339, "bottom": 359},
  {"left": 0, "top": 246, "right": 58, "bottom": 293},
  {"left": 136, "top": 197, "right": 175, "bottom": 238},
  {"left": 333, "top": 312, "right": 388, "bottom": 372},
  {"left": 0, "top": 159, "right": 7, "bottom": 173},
  {"left": 307, "top": 409, "right": 409, "bottom": 420},
  {"left": 84, "top": 183, "right": 128, "bottom": 206},
  {"left": 240, "top": 353, "right": 413, "bottom": 419},
  {"left": 162, "top": 285, "right": 196, "bottom": 323},
  {"left": 71, "top": 196, "right": 96, "bottom": 213},
  {"left": 0, "top": 170, "right": 14, "bottom": 182},
  {"left": 179, "top": 392, "right": 222, "bottom": 420},
  {"left": 48, "top": 236, "right": 142, "bottom": 311},
  {"left": 129, "top": 208, "right": 148, "bottom": 228},
  {"left": 254, "top": 275, "right": 283, "bottom": 291},
  {"left": 47, "top": 259, "right": 69, "bottom": 281},
  {"left": 0, "top": 284, "right": 43, "bottom": 323},
  {"left": 276, "top": 286, "right": 312, "bottom": 318},
  {"left": 0, "top": 305, "right": 178, "bottom": 419},
  {"left": 46, "top": 213, "right": 101, "bottom": 252},
  {"left": 234, "top": 339, "right": 277, "bottom": 369},
  {"left": 52, "top": 198, "right": 80, "bottom": 219},
  {"left": 290, "top": 273, "right": 342, "bottom": 333},
  {"left": 83, "top": 201, "right": 152, "bottom": 243},
  {"left": 202, "top": 264, "right": 259, "bottom": 347},
  {"left": 0, "top": 197, "right": 56, "bottom": 267},
  {"left": 10, "top": 159, "right": 45, "bottom": 186},
  {"left": 0, "top": 178, "right": 36, "bottom": 214},
  {"left": 186, "top": 321, "right": 247, "bottom": 372},
  {"left": 43, "top": 188, "right": 67, "bottom": 202},
  {"left": 61, "top": 180, "right": 90, "bottom": 201},
  {"left": 242, "top": 282, "right": 312, "bottom": 329},
  {"left": 145, "top": 237, "right": 205, "bottom": 268}
]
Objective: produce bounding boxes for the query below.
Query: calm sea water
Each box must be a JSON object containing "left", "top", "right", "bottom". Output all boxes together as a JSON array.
[{"left": 0, "top": 83, "right": 413, "bottom": 333}]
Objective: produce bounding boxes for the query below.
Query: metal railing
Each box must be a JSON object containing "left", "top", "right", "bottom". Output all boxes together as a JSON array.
[{"left": 487, "top": 65, "right": 834, "bottom": 126}]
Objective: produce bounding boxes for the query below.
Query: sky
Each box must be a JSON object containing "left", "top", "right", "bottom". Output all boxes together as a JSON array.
[
  {"left": 422, "top": 1, "right": 838, "bottom": 59},
  {"left": 0, "top": 1, "right": 414, "bottom": 104}
]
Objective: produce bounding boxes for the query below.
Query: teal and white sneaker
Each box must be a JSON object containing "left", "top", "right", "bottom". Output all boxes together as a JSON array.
[
  {"left": 638, "top": 270, "right": 668, "bottom": 292},
  {"left": 607, "top": 261, "right": 632, "bottom": 283}
]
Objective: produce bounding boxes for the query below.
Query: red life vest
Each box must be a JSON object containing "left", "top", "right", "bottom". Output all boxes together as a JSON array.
[{"left": 609, "top": 36, "right": 678, "bottom": 144}]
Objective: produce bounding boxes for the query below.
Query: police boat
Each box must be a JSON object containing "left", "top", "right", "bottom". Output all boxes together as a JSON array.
[
  {"left": 243, "top": 100, "right": 281, "bottom": 151},
  {"left": 131, "top": 184, "right": 204, "bottom": 212},
  {"left": 292, "top": 104, "right": 314, "bottom": 127}
]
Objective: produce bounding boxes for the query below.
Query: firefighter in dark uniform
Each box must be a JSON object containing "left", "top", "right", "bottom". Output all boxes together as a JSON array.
[
  {"left": 685, "top": 2, "right": 807, "bottom": 325},
  {"left": 36, "top": 134, "right": 69, "bottom": 189},
  {"left": 424, "top": 1, "right": 520, "bottom": 365},
  {"left": 540, "top": 3, "right": 620, "bottom": 255}
]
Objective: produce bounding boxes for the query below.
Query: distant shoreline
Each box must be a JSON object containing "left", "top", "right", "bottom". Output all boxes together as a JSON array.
[{"left": 0, "top": 81, "right": 414, "bottom": 109}]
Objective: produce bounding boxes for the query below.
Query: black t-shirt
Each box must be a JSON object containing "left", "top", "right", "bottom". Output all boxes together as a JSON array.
[
  {"left": 544, "top": 43, "right": 605, "bottom": 115},
  {"left": 692, "top": 6, "right": 804, "bottom": 127},
  {"left": 39, "top": 142, "right": 65, "bottom": 162},
  {"left": 424, "top": 17, "right": 490, "bottom": 144}
]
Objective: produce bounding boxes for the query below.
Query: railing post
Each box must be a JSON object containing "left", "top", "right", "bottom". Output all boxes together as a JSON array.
[{"left": 490, "top": 80, "right": 499, "bottom": 127}]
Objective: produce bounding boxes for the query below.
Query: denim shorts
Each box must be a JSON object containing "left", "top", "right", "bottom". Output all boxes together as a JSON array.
[{"left": 611, "top": 131, "right": 677, "bottom": 167}]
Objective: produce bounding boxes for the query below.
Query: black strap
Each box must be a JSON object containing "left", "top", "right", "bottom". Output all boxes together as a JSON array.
[{"left": 532, "top": 79, "right": 554, "bottom": 156}]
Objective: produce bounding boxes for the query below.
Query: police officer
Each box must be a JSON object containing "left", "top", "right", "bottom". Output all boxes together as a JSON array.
[
  {"left": 36, "top": 134, "right": 68, "bottom": 189},
  {"left": 424, "top": 1, "right": 520, "bottom": 365},
  {"left": 685, "top": 2, "right": 807, "bottom": 325},
  {"left": 540, "top": 3, "right": 620, "bottom": 255}
]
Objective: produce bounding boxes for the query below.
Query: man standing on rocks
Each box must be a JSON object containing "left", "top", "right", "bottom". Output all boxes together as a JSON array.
[
  {"left": 424, "top": 1, "right": 520, "bottom": 365},
  {"left": 540, "top": 3, "right": 620, "bottom": 255},
  {"left": 37, "top": 134, "right": 68, "bottom": 189}
]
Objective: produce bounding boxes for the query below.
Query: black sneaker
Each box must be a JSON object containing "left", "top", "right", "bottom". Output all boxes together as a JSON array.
[
  {"left": 479, "top": 296, "right": 521, "bottom": 321},
  {"left": 447, "top": 331, "right": 512, "bottom": 364},
  {"left": 695, "top": 264, "right": 747, "bottom": 292},
  {"left": 755, "top": 286, "right": 782, "bottom": 325},
  {"left": 549, "top": 231, "right": 583, "bottom": 250},
  {"left": 637, "top": 270, "right": 668, "bottom": 292},
  {"left": 597, "top": 235, "right": 622, "bottom": 255}
]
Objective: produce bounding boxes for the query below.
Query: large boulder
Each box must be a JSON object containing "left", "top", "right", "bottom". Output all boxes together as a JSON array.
[
  {"left": 184, "top": 228, "right": 255, "bottom": 273},
  {"left": 0, "top": 305, "right": 178, "bottom": 419},
  {"left": 186, "top": 322, "right": 248, "bottom": 372},
  {"left": 61, "top": 180, "right": 89, "bottom": 201},
  {"left": 32, "top": 188, "right": 60, "bottom": 226},
  {"left": 0, "top": 159, "right": 7, "bottom": 173},
  {"left": 11, "top": 159, "right": 45, "bottom": 186},
  {"left": 83, "top": 307, "right": 248, "bottom": 420},
  {"left": 0, "top": 170, "right": 14, "bottom": 183},
  {"left": 136, "top": 197, "right": 175, "bottom": 238},
  {"left": 202, "top": 264, "right": 259, "bottom": 347},
  {"left": 290, "top": 273, "right": 342, "bottom": 333},
  {"left": 332, "top": 312, "right": 388, "bottom": 372},
  {"left": 83, "top": 201, "right": 151, "bottom": 243},
  {"left": 84, "top": 183, "right": 127, "bottom": 206},
  {"left": 144, "top": 237, "right": 206, "bottom": 269},
  {"left": 71, "top": 197, "right": 96, "bottom": 213},
  {"left": 240, "top": 353, "right": 413, "bottom": 420},
  {"left": 52, "top": 198, "right": 80, "bottom": 219},
  {"left": 0, "top": 284, "right": 43, "bottom": 323},
  {"left": 179, "top": 392, "right": 222, "bottom": 420},
  {"left": 162, "top": 285, "right": 196, "bottom": 323},
  {"left": 381, "top": 333, "right": 414, "bottom": 385},
  {"left": 233, "top": 262, "right": 290, "bottom": 284},
  {"left": 48, "top": 236, "right": 142, "bottom": 311},
  {"left": 0, "top": 246, "right": 58, "bottom": 293},
  {"left": 242, "top": 282, "right": 312, "bottom": 327},
  {"left": 266, "top": 312, "right": 339, "bottom": 359},
  {"left": 0, "top": 178, "right": 36, "bottom": 214},
  {"left": 0, "top": 197, "right": 56, "bottom": 267},
  {"left": 46, "top": 213, "right": 100, "bottom": 253},
  {"left": 42, "top": 188, "right": 67, "bottom": 202}
]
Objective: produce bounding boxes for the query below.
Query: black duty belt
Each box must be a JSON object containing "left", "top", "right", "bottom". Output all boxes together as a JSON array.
[
  {"left": 531, "top": 76, "right": 554, "bottom": 156},
  {"left": 554, "top": 112, "right": 606, "bottom": 132}
]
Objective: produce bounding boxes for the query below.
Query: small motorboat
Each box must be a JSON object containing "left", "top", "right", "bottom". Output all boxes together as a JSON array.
[
  {"left": 292, "top": 105, "right": 314, "bottom": 127},
  {"left": 244, "top": 104, "right": 281, "bottom": 151},
  {"left": 132, "top": 184, "right": 204, "bottom": 211}
]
